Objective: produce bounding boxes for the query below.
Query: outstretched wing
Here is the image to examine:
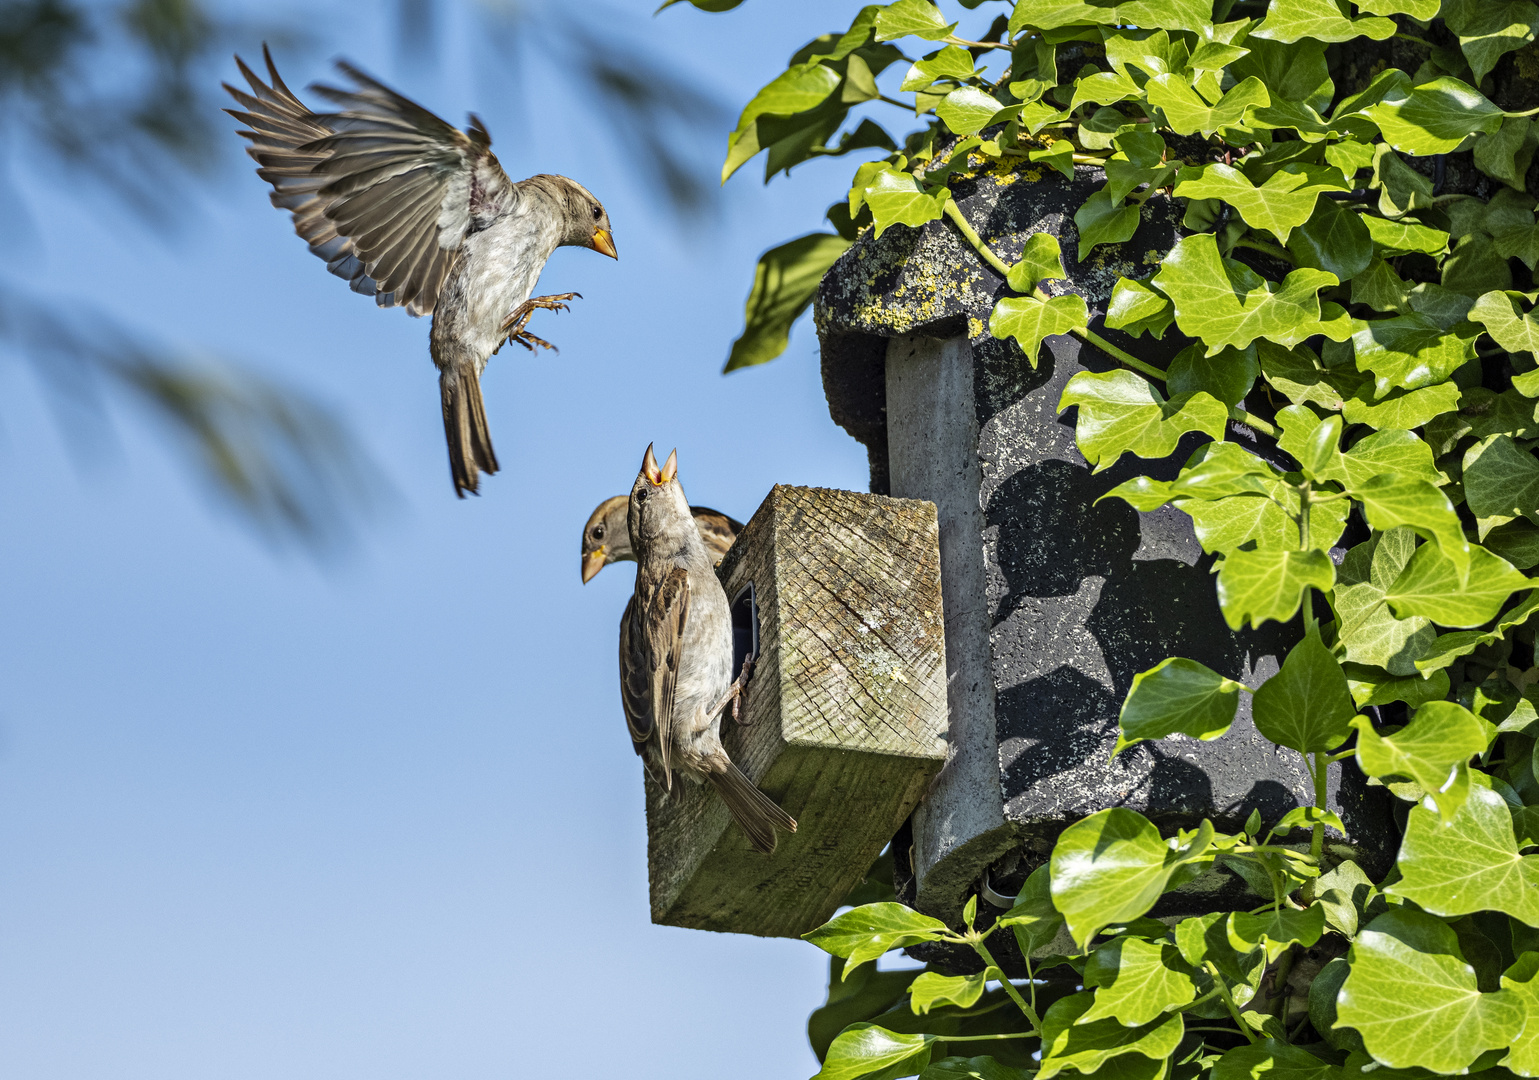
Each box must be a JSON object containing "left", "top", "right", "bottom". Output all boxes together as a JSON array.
[{"left": 224, "top": 47, "right": 513, "bottom": 317}]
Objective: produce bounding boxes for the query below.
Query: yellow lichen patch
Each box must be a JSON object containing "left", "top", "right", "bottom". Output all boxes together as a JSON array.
[{"left": 968, "top": 316, "right": 987, "bottom": 339}]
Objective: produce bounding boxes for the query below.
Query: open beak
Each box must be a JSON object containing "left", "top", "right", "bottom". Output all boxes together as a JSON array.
[
  {"left": 582, "top": 547, "right": 607, "bottom": 584},
  {"left": 589, "top": 228, "right": 617, "bottom": 259}
]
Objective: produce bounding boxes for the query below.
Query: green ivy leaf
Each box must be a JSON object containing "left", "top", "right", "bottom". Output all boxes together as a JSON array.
[
  {"left": 1464, "top": 434, "right": 1539, "bottom": 524},
  {"left": 1038, "top": 992, "right": 1185, "bottom": 1079},
  {"left": 1388, "top": 783, "right": 1539, "bottom": 925},
  {"left": 1231, "top": 36, "right": 1333, "bottom": 115},
  {"left": 1444, "top": 234, "right": 1515, "bottom": 298},
  {"left": 1173, "top": 163, "right": 1346, "bottom": 244},
  {"left": 1180, "top": 481, "right": 1307, "bottom": 554},
  {"left": 937, "top": 86, "right": 1006, "bottom": 136},
  {"left": 991, "top": 294, "right": 1090, "bottom": 367},
  {"left": 815, "top": 1024, "right": 936, "bottom": 1080},
  {"left": 1258, "top": 340, "right": 1366, "bottom": 409},
  {"left": 1350, "top": 700, "right": 1491, "bottom": 819},
  {"left": 1335, "top": 528, "right": 1436, "bottom": 676},
  {"left": 1059, "top": 370, "right": 1227, "bottom": 471},
  {"left": 1228, "top": 906, "right": 1326, "bottom": 963},
  {"left": 1349, "top": 474, "right": 1467, "bottom": 566},
  {"left": 909, "top": 970, "right": 990, "bottom": 1015},
  {"left": 1351, "top": 315, "right": 1481, "bottom": 399},
  {"left": 1470, "top": 290, "right": 1539, "bottom": 358},
  {"left": 1005, "top": 233, "right": 1067, "bottom": 294},
  {"left": 1074, "top": 189, "right": 1140, "bottom": 259},
  {"left": 1443, "top": 0, "right": 1539, "bottom": 85},
  {"left": 1252, "top": 0, "right": 1397, "bottom": 43},
  {"left": 874, "top": 0, "right": 956, "bottom": 42},
  {"left": 998, "top": 864, "right": 1065, "bottom": 955},
  {"left": 1344, "top": 663, "right": 1450, "bottom": 708},
  {"left": 1341, "top": 429, "right": 1443, "bottom": 488},
  {"left": 1288, "top": 197, "right": 1373, "bottom": 280},
  {"left": 1500, "top": 953, "right": 1539, "bottom": 1075},
  {"left": 1385, "top": 542, "right": 1531, "bottom": 627},
  {"left": 1475, "top": 116, "right": 1539, "bottom": 191},
  {"left": 1215, "top": 549, "right": 1337, "bottom": 631},
  {"left": 901, "top": 45, "right": 975, "bottom": 91},
  {"left": 1153, "top": 234, "right": 1345, "bottom": 353},
  {"left": 1146, "top": 74, "right": 1269, "bottom": 137},
  {"left": 1105, "top": 277, "right": 1175, "bottom": 338},
  {"left": 724, "top": 232, "right": 851, "bottom": 372},
  {"left": 1253, "top": 630, "right": 1356, "bottom": 752},
  {"left": 1050, "top": 809, "right": 1215, "bottom": 947},
  {"left": 1372, "top": 144, "right": 1436, "bottom": 217},
  {"left": 1115, "top": 657, "right": 1246, "bottom": 754},
  {"left": 1338, "top": 908, "right": 1525, "bottom": 1073},
  {"left": 920, "top": 1056, "right": 1034, "bottom": 1080},
  {"left": 1009, "top": 0, "right": 1213, "bottom": 32},
  {"left": 1211, "top": 1040, "right": 1343, "bottom": 1080},
  {"left": 1167, "top": 344, "right": 1260, "bottom": 407},
  {"left": 860, "top": 166, "right": 951, "bottom": 238},
  {"left": 1361, "top": 215, "right": 1450, "bottom": 256},
  {"left": 1341, "top": 380, "right": 1463, "bottom": 428},
  {"left": 1365, "top": 77, "right": 1507, "bottom": 156},
  {"left": 1413, "top": 591, "right": 1539, "bottom": 673},
  {"left": 803, "top": 902, "right": 950, "bottom": 969},
  {"left": 1081, "top": 937, "right": 1199, "bottom": 1026}
]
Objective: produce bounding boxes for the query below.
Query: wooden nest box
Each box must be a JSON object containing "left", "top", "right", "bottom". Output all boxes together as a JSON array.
[{"left": 646, "top": 484, "right": 949, "bottom": 938}]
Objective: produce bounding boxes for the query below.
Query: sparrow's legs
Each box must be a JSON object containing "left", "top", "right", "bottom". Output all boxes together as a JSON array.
[
  {"left": 497, "top": 292, "right": 582, "bottom": 353},
  {"left": 710, "top": 655, "right": 757, "bottom": 725}
]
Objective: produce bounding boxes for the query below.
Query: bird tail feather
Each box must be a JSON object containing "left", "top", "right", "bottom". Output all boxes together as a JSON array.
[
  {"left": 441, "top": 368, "right": 500, "bottom": 497},
  {"left": 707, "top": 759, "right": 796, "bottom": 855}
]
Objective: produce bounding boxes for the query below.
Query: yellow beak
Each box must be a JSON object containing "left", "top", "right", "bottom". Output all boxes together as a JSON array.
[
  {"left": 589, "top": 228, "right": 618, "bottom": 259},
  {"left": 582, "top": 547, "right": 607, "bottom": 584}
]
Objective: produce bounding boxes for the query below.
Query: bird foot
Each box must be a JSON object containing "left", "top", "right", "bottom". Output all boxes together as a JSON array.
[
  {"left": 496, "top": 292, "right": 582, "bottom": 353},
  {"left": 711, "top": 655, "right": 757, "bottom": 725}
]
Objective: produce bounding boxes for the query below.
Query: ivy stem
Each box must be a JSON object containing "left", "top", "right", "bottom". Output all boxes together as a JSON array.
[
  {"left": 1232, "top": 236, "right": 1296, "bottom": 264},
  {"left": 937, "top": 1033, "right": 1037, "bottom": 1042},
  {"left": 972, "top": 937, "right": 1042, "bottom": 1030},
  {"left": 879, "top": 93, "right": 914, "bottom": 111},
  {"left": 1203, "top": 961, "right": 1260, "bottom": 1044},
  {"left": 945, "top": 36, "right": 1010, "bottom": 51},
  {"left": 1232, "top": 407, "right": 1279, "bottom": 437},
  {"left": 1393, "top": 32, "right": 1435, "bottom": 49}
]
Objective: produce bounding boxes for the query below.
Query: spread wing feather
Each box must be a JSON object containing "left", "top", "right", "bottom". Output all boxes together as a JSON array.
[{"left": 223, "top": 47, "right": 514, "bottom": 317}]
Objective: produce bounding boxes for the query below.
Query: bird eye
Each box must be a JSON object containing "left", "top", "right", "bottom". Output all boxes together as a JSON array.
[
  {"left": 593, "top": 525, "right": 605, "bottom": 540},
  {"left": 635, "top": 488, "right": 648, "bottom": 502},
  {"left": 592, "top": 205, "right": 602, "bottom": 220}
]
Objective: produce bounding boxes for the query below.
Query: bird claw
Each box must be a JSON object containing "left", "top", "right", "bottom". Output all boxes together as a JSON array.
[
  {"left": 711, "top": 655, "right": 757, "bottom": 726},
  {"left": 496, "top": 293, "right": 581, "bottom": 354}
]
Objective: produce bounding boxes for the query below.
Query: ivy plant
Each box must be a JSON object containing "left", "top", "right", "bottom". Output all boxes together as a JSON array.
[{"left": 672, "top": 0, "right": 1539, "bottom": 1077}]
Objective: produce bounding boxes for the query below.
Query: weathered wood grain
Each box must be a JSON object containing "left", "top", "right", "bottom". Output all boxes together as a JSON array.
[{"left": 646, "top": 485, "right": 948, "bottom": 938}]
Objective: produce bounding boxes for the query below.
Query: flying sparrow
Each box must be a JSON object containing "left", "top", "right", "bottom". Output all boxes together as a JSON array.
[
  {"left": 618, "top": 445, "right": 796, "bottom": 854},
  {"left": 225, "top": 48, "right": 617, "bottom": 497},
  {"left": 581, "top": 495, "right": 741, "bottom": 584}
]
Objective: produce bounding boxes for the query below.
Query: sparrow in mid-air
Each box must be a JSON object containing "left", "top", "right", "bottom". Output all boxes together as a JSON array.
[
  {"left": 581, "top": 495, "right": 741, "bottom": 584},
  {"left": 224, "top": 48, "right": 617, "bottom": 497},
  {"left": 618, "top": 445, "right": 796, "bottom": 854}
]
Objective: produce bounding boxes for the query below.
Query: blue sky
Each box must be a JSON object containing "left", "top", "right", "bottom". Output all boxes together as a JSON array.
[{"left": 0, "top": 1, "right": 895, "bottom": 1076}]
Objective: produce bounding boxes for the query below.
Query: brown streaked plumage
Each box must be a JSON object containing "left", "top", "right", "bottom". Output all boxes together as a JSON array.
[
  {"left": 619, "top": 445, "right": 795, "bottom": 854},
  {"left": 581, "top": 495, "right": 741, "bottom": 584},
  {"left": 224, "top": 47, "right": 616, "bottom": 497}
]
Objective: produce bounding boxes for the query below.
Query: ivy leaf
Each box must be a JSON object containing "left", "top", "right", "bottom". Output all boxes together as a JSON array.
[
  {"left": 1008, "top": 0, "right": 1213, "bottom": 32},
  {"left": 1146, "top": 74, "right": 1269, "bottom": 137},
  {"left": 724, "top": 232, "right": 851, "bottom": 372},
  {"left": 1413, "top": 592, "right": 1539, "bottom": 674},
  {"left": 723, "top": 63, "right": 845, "bottom": 182},
  {"left": 1500, "top": 953, "right": 1539, "bottom": 1075},
  {"left": 1340, "top": 429, "right": 1443, "bottom": 488},
  {"left": 1470, "top": 290, "right": 1539, "bottom": 358},
  {"left": 1288, "top": 198, "right": 1373, "bottom": 280},
  {"left": 860, "top": 166, "right": 951, "bottom": 238},
  {"left": 815, "top": 1024, "right": 935, "bottom": 1080},
  {"left": 1152, "top": 234, "right": 1344, "bottom": 353},
  {"left": 1038, "top": 992, "right": 1185, "bottom": 1079},
  {"left": 1475, "top": 116, "right": 1539, "bottom": 191},
  {"left": 1361, "top": 215, "right": 1449, "bottom": 256},
  {"left": 1464, "top": 434, "right": 1539, "bottom": 524},
  {"left": 998, "top": 864, "right": 1065, "bottom": 955},
  {"left": 901, "top": 45, "right": 975, "bottom": 91},
  {"left": 1252, "top": 0, "right": 1396, "bottom": 43},
  {"left": 1443, "top": 0, "right": 1539, "bottom": 85},
  {"left": 1231, "top": 36, "right": 1333, "bottom": 115},
  {"left": 1335, "top": 528, "right": 1436, "bottom": 676},
  {"left": 1351, "top": 315, "right": 1481, "bottom": 399},
  {"left": 1081, "top": 937, "right": 1199, "bottom": 1026},
  {"left": 1341, "top": 380, "right": 1463, "bottom": 428},
  {"left": 1115, "top": 657, "right": 1246, "bottom": 754},
  {"left": 1215, "top": 549, "right": 1337, "bottom": 631},
  {"left": 1388, "top": 783, "right": 1539, "bottom": 926},
  {"left": 991, "top": 294, "right": 1090, "bottom": 367},
  {"left": 1073, "top": 190, "right": 1140, "bottom": 260},
  {"left": 1167, "top": 344, "right": 1260, "bottom": 407},
  {"left": 1350, "top": 700, "right": 1491, "bottom": 820},
  {"left": 1337, "top": 908, "right": 1525, "bottom": 1074},
  {"left": 1444, "top": 234, "right": 1515, "bottom": 298},
  {"left": 921, "top": 1057, "right": 1034, "bottom": 1080},
  {"left": 803, "top": 902, "right": 950, "bottom": 968},
  {"left": 873, "top": 0, "right": 956, "bottom": 42},
  {"left": 1058, "top": 369, "right": 1228, "bottom": 471},
  {"left": 1228, "top": 906, "right": 1326, "bottom": 963},
  {"left": 1182, "top": 480, "right": 1308, "bottom": 554},
  {"left": 937, "top": 86, "right": 1007, "bottom": 135},
  {"left": 1344, "top": 664, "right": 1450, "bottom": 709},
  {"left": 1212, "top": 1041, "right": 1343, "bottom": 1080},
  {"left": 1050, "top": 809, "right": 1215, "bottom": 946},
  {"left": 1385, "top": 542, "right": 1531, "bottom": 627},
  {"left": 1252, "top": 630, "right": 1356, "bottom": 753},
  {"left": 1173, "top": 162, "right": 1346, "bottom": 244},
  {"left": 1258, "top": 340, "right": 1366, "bottom": 409},
  {"left": 1358, "top": 0, "right": 1438, "bottom": 14},
  {"left": 909, "top": 970, "right": 990, "bottom": 1015},
  {"left": 1348, "top": 474, "right": 1467, "bottom": 566},
  {"left": 1105, "top": 277, "right": 1175, "bottom": 338},
  {"left": 1005, "top": 233, "right": 1067, "bottom": 294},
  {"left": 1373, "top": 145, "right": 1436, "bottom": 217},
  {"left": 1365, "top": 78, "right": 1507, "bottom": 155}
]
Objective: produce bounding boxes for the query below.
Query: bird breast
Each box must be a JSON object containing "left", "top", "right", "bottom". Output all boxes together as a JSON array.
[{"left": 434, "top": 209, "right": 565, "bottom": 361}]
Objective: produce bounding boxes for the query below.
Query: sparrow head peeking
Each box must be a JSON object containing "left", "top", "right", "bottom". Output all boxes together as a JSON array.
[{"left": 581, "top": 495, "right": 629, "bottom": 584}]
